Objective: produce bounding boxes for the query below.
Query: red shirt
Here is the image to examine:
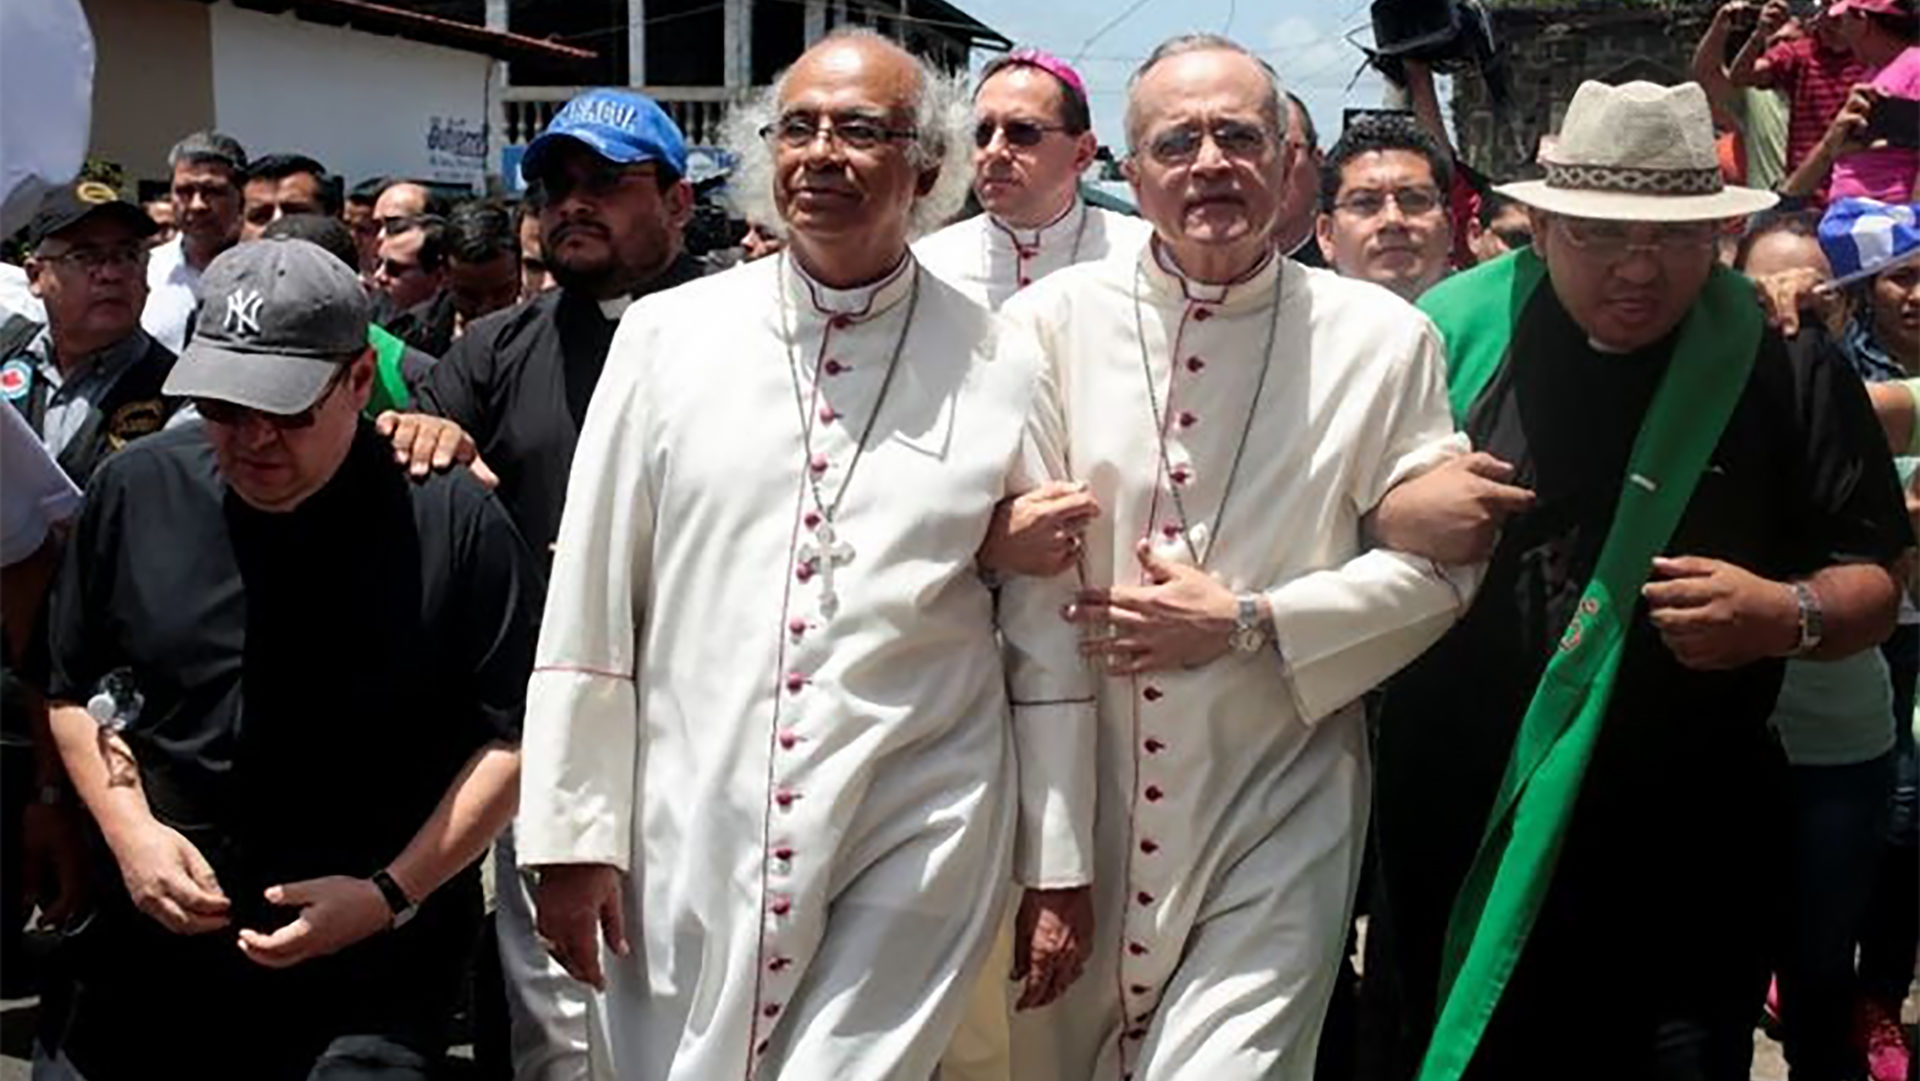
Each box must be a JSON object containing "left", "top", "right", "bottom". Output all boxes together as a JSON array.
[{"left": 1760, "top": 36, "right": 1870, "bottom": 179}]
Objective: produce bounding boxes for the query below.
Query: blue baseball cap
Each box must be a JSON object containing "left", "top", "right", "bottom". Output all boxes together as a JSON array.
[
  {"left": 521, "top": 89, "right": 689, "bottom": 184},
  {"left": 1818, "top": 198, "right": 1920, "bottom": 287}
]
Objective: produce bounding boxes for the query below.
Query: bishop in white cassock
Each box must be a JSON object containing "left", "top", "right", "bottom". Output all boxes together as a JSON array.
[
  {"left": 1001, "top": 37, "right": 1478, "bottom": 1081},
  {"left": 914, "top": 48, "right": 1150, "bottom": 314},
  {"left": 516, "top": 32, "right": 1098, "bottom": 1081}
]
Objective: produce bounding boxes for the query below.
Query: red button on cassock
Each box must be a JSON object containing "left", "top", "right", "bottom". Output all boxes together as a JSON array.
[
  {"left": 804, "top": 511, "right": 822, "bottom": 529},
  {"left": 1142, "top": 686, "right": 1163, "bottom": 702},
  {"left": 785, "top": 672, "right": 806, "bottom": 692},
  {"left": 1128, "top": 941, "right": 1148, "bottom": 956},
  {"left": 1130, "top": 983, "right": 1149, "bottom": 995},
  {"left": 778, "top": 730, "right": 799, "bottom": 750},
  {"left": 770, "top": 897, "right": 792, "bottom": 915},
  {"left": 1139, "top": 839, "right": 1159, "bottom": 854},
  {"left": 774, "top": 788, "right": 796, "bottom": 807},
  {"left": 762, "top": 1003, "right": 782, "bottom": 1018},
  {"left": 1178, "top": 411, "right": 1197, "bottom": 428},
  {"left": 788, "top": 617, "right": 807, "bottom": 637},
  {"left": 1192, "top": 308, "right": 1213, "bottom": 321},
  {"left": 796, "top": 563, "right": 815, "bottom": 583},
  {"left": 1144, "top": 785, "right": 1164, "bottom": 802},
  {"left": 1160, "top": 523, "right": 1181, "bottom": 539},
  {"left": 768, "top": 956, "right": 792, "bottom": 971},
  {"left": 809, "top": 453, "right": 829, "bottom": 474},
  {"left": 828, "top": 315, "right": 852, "bottom": 330},
  {"left": 1136, "top": 891, "right": 1154, "bottom": 905},
  {"left": 1186, "top": 356, "right": 1205, "bottom": 373},
  {"left": 824, "top": 358, "right": 846, "bottom": 374},
  {"left": 819, "top": 405, "right": 836, "bottom": 423},
  {"left": 1144, "top": 738, "right": 1166, "bottom": 753},
  {"left": 774, "top": 846, "right": 794, "bottom": 861}
]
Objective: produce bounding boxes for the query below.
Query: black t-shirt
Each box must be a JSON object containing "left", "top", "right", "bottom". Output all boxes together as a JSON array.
[
  {"left": 45, "top": 421, "right": 541, "bottom": 926},
  {"left": 1368, "top": 283, "right": 1912, "bottom": 1049},
  {"left": 416, "top": 255, "right": 704, "bottom": 554}
]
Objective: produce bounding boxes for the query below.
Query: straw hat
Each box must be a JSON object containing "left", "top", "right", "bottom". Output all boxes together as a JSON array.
[{"left": 1496, "top": 80, "right": 1779, "bottom": 222}]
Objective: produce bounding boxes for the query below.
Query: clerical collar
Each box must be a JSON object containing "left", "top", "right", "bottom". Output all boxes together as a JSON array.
[
  {"left": 598, "top": 296, "right": 632, "bottom": 320},
  {"left": 784, "top": 252, "right": 916, "bottom": 325},
  {"left": 990, "top": 198, "right": 1084, "bottom": 253},
  {"left": 1140, "top": 237, "right": 1280, "bottom": 312}
]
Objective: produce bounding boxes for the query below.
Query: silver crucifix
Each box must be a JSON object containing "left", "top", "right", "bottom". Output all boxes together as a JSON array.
[{"left": 799, "top": 522, "right": 855, "bottom": 617}]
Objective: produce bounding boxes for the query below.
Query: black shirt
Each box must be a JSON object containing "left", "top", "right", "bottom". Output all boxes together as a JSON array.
[
  {"left": 1367, "top": 283, "right": 1912, "bottom": 1060},
  {"left": 45, "top": 421, "right": 541, "bottom": 926},
  {"left": 415, "top": 254, "right": 704, "bottom": 554}
]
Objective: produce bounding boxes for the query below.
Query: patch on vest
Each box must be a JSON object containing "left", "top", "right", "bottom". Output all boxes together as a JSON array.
[
  {"left": 0, "top": 359, "right": 31, "bottom": 401},
  {"left": 107, "top": 399, "right": 166, "bottom": 449}
]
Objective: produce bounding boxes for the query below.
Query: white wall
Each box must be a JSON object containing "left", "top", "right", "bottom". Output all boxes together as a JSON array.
[{"left": 209, "top": 3, "right": 493, "bottom": 190}]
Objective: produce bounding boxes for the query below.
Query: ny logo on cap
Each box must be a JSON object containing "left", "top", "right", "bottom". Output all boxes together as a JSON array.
[{"left": 224, "top": 288, "right": 264, "bottom": 338}]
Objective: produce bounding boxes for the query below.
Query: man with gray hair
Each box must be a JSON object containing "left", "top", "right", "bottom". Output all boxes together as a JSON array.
[
  {"left": 143, "top": 130, "right": 247, "bottom": 353},
  {"left": 994, "top": 34, "right": 1478, "bottom": 1080},
  {"left": 517, "top": 29, "right": 1097, "bottom": 1079}
]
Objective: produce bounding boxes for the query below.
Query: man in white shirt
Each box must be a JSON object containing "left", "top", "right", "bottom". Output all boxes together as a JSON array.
[
  {"left": 999, "top": 34, "right": 1476, "bottom": 1081},
  {"left": 916, "top": 47, "right": 1151, "bottom": 311},
  {"left": 141, "top": 131, "right": 246, "bottom": 353},
  {"left": 519, "top": 29, "right": 1097, "bottom": 1080}
]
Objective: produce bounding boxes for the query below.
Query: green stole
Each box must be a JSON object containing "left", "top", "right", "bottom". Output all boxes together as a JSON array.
[
  {"left": 364, "top": 325, "right": 414, "bottom": 418},
  {"left": 1411, "top": 249, "right": 1763, "bottom": 1080}
]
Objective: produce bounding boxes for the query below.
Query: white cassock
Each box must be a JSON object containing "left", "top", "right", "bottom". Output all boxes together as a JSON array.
[
  {"left": 1002, "top": 244, "right": 1477, "bottom": 1081},
  {"left": 914, "top": 196, "right": 1152, "bottom": 1081},
  {"left": 517, "top": 252, "right": 1095, "bottom": 1081},
  {"left": 915, "top": 199, "right": 1152, "bottom": 313}
]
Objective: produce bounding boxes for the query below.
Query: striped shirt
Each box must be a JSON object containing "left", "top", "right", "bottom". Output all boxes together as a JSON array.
[{"left": 1760, "top": 36, "right": 1869, "bottom": 189}]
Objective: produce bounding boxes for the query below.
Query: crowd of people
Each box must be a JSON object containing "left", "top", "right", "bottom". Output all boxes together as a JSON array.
[{"left": 0, "top": 2, "right": 1917, "bottom": 1081}]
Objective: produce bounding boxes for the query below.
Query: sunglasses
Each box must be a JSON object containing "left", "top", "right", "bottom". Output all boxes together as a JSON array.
[
  {"left": 525, "top": 163, "right": 658, "bottom": 209},
  {"left": 974, "top": 118, "right": 1068, "bottom": 149},
  {"left": 196, "top": 365, "right": 349, "bottom": 431}
]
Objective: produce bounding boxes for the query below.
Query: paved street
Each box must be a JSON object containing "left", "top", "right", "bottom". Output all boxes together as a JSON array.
[{"left": 2, "top": 991, "right": 1912, "bottom": 1079}]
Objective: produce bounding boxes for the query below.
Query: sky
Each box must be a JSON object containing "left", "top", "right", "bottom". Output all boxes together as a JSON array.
[{"left": 956, "top": 0, "right": 1398, "bottom": 154}]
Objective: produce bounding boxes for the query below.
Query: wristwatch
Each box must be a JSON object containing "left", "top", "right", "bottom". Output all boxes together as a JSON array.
[
  {"left": 1229, "top": 594, "right": 1270, "bottom": 654},
  {"left": 370, "top": 868, "right": 418, "bottom": 930},
  {"left": 1788, "top": 580, "right": 1824, "bottom": 657}
]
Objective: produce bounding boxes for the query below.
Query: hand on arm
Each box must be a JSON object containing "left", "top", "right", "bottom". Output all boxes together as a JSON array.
[
  {"left": 49, "top": 703, "right": 230, "bottom": 935},
  {"left": 1067, "top": 541, "right": 1246, "bottom": 673},
  {"left": 239, "top": 741, "right": 521, "bottom": 968},
  {"left": 1364, "top": 452, "right": 1536, "bottom": 565},
  {"left": 1012, "top": 885, "right": 1093, "bottom": 1011},
  {"left": 374, "top": 410, "right": 499, "bottom": 488},
  {"left": 1643, "top": 556, "right": 1899, "bottom": 669},
  {"left": 978, "top": 481, "right": 1101, "bottom": 578}
]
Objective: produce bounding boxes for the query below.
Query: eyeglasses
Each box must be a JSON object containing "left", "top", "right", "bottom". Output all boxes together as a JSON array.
[
  {"left": 974, "top": 118, "right": 1068, "bottom": 149},
  {"left": 525, "top": 161, "right": 658, "bottom": 209},
  {"left": 760, "top": 112, "right": 918, "bottom": 152},
  {"left": 1555, "top": 216, "right": 1718, "bottom": 257},
  {"left": 1333, "top": 186, "right": 1444, "bottom": 219},
  {"left": 196, "top": 365, "right": 350, "bottom": 431},
  {"left": 1140, "top": 121, "right": 1272, "bottom": 165},
  {"left": 38, "top": 244, "right": 147, "bottom": 274}
]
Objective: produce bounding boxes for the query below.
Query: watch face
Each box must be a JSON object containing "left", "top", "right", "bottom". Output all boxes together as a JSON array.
[{"left": 1230, "top": 625, "right": 1266, "bottom": 654}]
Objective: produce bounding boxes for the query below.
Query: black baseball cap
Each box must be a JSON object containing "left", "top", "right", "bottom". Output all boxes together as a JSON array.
[
  {"left": 163, "top": 238, "right": 370, "bottom": 414},
  {"left": 25, "top": 181, "right": 159, "bottom": 248}
]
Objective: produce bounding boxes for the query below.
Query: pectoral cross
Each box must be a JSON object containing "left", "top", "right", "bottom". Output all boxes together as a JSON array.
[{"left": 798, "top": 522, "right": 855, "bottom": 617}]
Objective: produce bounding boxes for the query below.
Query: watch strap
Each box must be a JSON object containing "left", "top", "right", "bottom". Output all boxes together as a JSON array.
[{"left": 370, "top": 868, "right": 415, "bottom": 923}]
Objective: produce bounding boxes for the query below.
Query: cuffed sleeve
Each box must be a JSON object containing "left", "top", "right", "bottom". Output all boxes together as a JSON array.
[
  {"left": 996, "top": 311, "right": 1097, "bottom": 889},
  {"left": 515, "top": 310, "right": 657, "bottom": 873}
]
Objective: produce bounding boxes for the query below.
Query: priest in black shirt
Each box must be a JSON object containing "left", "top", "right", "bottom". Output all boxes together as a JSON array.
[
  {"left": 42, "top": 238, "right": 539, "bottom": 1080},
  {"left": 1362, "top": 82, "right": 1913, "bottom": 1080},
  {"left": 385, "top": 88, "right": 702, "bottom": 554}
]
